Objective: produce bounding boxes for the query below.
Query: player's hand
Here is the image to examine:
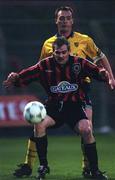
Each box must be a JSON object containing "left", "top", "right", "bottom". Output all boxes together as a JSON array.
[
  {"left": 99, "top": 68, "right": 109, "bottom": 81},
  {"left": 3, "top": 72, "right": 19, "bottom": 88},
  {"left": 108, "top": 78, "right": 115, "bottom": 90},
  {"left": 99, "top": 68, "right": 114, "bottom": 89},
  {"left": 103, "top": 71, "right": 115, "bottom": 90}
]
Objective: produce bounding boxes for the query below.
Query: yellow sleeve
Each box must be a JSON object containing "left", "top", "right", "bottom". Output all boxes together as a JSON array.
[
  {"left": 85, "top": 37, "right": 105, "bottom": 63},
  {"left": 81, "top": 37, "right": 100, "bottom": 61}
]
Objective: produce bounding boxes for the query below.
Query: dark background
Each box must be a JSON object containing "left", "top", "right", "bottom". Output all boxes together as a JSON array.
[{"left": 0, "top": 0, "right": 115, "bottom": 135}]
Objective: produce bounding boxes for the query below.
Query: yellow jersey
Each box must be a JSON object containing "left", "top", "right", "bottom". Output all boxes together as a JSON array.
[{"left": 40, "top": 32, "right": 103, "bottom": 83}]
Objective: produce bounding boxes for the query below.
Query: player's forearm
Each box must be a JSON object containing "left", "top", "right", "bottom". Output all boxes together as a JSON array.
[
  {"left": 4, "top": 70, "right": 31, "bottom": 88},
  {"left": 100, "top": 56, "right": 114, "bottom": 80}
]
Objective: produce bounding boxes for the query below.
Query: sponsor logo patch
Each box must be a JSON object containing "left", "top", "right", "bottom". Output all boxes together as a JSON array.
[{"left": 50, "top": 81, "right": 78, "bottom": 93}]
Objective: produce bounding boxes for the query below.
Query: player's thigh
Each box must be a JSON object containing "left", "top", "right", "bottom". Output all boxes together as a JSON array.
[
  {"left": 34, "top": 115, "right": 56, "bottom": 134},
  {"left": 66, "top": 102, "right": 88, "bottom": 131},
  {"left": 45, "top": 100, "right": 64, "bottom": 128}
]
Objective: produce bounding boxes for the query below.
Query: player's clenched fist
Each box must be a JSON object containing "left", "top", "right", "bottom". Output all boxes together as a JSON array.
[{"left": 3, "top": 72, "right": 19, "bottom": 88}]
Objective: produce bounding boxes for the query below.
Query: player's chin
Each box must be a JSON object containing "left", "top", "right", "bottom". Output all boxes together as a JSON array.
[
  {"left": 57, "top": 58, "right": 65, "bottom": 64},
  {"left": 60, "top": 26, "right": 70, "bottom": 32}
]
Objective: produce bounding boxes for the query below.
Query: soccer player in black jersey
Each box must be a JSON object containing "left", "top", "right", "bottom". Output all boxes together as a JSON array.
[{"left": 4, "top": 37, "right": 111, "bottom": 179}]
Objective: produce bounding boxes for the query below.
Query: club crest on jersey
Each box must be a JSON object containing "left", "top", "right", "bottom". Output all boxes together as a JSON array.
[
  {"left": 73, "top": 63, "right": 81, "bottom": 74},
  {"left": 74, "top": 42, "right": 79, "bottom": 47},
  {"left": 50, "top": 81, "right": 78, "bottom": 93}
]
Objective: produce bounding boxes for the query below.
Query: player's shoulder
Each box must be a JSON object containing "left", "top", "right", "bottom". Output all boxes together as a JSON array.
[
  {"left": 71, "top": 54, "right": 85, "bottom": 62},
  {"left": 73, "top": 31, "right": 94, "bottom": 42},
  {"left": 43, "top": 35, "right": 57, "bottom": 45},
  {"left": 39, "top": 55, "right": 53, "bottom": 64}
]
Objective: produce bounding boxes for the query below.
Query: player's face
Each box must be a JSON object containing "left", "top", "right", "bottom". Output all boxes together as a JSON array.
[
  {"left": 55, "top": 10, "right": 73, "bottom": 35},
  {"left": 53, "top": 44, "right": 70, "bottom": 64}
]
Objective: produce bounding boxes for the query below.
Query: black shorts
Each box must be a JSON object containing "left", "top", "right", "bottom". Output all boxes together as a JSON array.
[
  {"left": 45, "top": 100, "right": 88, "bottom": 130},
  {"left": 84, "top": 93, "right": 92, "bottom": 109},
  {"left": 81, "top": 81, "right": 92, "bottom": 108}
]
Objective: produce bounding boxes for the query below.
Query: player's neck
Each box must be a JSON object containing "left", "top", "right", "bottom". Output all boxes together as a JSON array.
[{"left": 59, "top": 30, "right": 72, "bottom": 38}]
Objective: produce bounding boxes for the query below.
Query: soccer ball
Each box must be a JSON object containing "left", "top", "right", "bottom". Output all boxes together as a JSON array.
[{"left": 23, "top": 101, "right": 47, "bottom": 124}]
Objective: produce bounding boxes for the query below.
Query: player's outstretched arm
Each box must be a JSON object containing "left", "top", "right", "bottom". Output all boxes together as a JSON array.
[{"left": 3, "top": 72, "right": 19, "bottom": 88}]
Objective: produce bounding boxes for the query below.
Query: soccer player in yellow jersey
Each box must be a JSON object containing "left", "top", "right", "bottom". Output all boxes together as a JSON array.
[{"left": 13, "top": 6, "right": 115, "bottom": 179}]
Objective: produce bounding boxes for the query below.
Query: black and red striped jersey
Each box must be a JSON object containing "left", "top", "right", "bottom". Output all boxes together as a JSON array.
[{"left": 16, "top": 55, "right": 102, "bottom": 102}]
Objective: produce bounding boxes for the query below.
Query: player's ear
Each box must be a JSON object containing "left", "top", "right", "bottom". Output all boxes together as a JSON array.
[{"left": 55, "top": 18, "right": 58, "bottom": 24}]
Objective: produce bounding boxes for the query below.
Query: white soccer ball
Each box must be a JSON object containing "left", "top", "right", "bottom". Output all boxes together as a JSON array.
[{"left": 23, "top": 101, "right": 47, "bottom": 124}]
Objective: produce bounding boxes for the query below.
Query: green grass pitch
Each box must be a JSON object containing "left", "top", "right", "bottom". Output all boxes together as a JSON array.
[{"left": 0, "top": 134, "right": 115, "bottom": 180}]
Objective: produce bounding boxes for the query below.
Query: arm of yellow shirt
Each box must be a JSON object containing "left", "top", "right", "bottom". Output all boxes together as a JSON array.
[
  {"left": 84, "top": 36, "right": 115, "bottom": 89},
  {"left": 97, "top": 55, "right": 115, "bottom": 89}
]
